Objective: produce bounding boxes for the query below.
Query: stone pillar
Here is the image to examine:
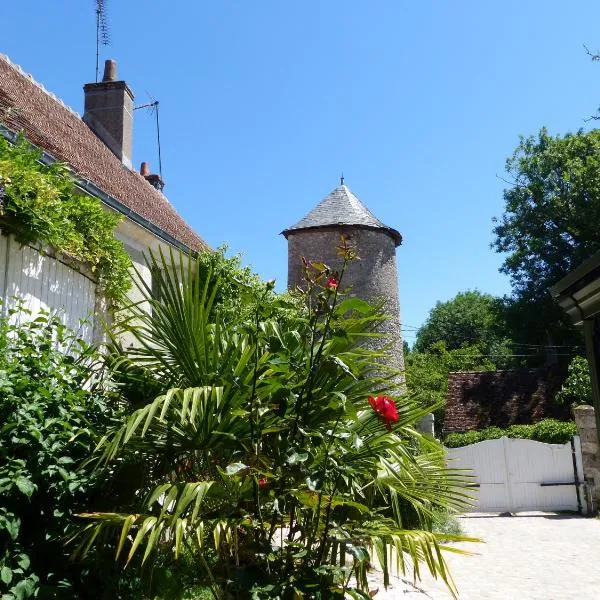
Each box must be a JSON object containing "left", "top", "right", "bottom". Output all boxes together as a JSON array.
[{"left": 573, "top": 405, "right": 600, "bottom": 513}]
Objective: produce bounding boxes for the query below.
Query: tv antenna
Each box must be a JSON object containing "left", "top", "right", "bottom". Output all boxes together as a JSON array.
[
  {"left": 95, "top": 0, "right": 111, "bottom": 82},
  {"left": 135, "top": 94, "right": 164, "bottom": 180}
]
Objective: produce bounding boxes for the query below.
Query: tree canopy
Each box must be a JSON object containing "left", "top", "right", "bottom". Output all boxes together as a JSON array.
[
  {"left": 414, "top": 290, "right": 508, "bottom": 355},
  {"left": 493, "top": 128, "right": 600, "bottom": 348},
  {"left": 493, "top": 128, "right": 600, "bottom": 299}
]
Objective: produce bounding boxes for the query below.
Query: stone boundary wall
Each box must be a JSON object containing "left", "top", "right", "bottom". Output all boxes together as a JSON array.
[{"left": 573, "top": 405, "right": 600, "bottom": 513}]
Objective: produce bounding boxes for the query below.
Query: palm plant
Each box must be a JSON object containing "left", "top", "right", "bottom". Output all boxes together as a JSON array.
[{"left": 74, "top": 242, "right": 475, "bottom": 599}]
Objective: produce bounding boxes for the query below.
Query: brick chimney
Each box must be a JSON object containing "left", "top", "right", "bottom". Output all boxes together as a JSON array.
[{"left": 83, "top": 59, "right": 134, "bottom": 168}]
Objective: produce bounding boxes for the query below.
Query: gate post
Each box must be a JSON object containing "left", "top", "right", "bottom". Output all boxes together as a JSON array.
[
  {"left": 501, "top": 436, "right": 515, "bottom": 513},
  {"left": 573, "top": 405, "right": 600, "bottom": 514}
]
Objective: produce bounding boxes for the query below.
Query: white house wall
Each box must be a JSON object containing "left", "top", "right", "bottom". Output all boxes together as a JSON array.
[
  {"left": 0, "top": 232, "right": 97, "bottom": 343},
  {"left": 0, "top": 218, "right": 194, "bottom": 346}
]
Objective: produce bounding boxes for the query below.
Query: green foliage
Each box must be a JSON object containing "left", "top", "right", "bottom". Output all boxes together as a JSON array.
[
  {"left": 0, "top": 134, "right": 131, "bottom": 302},
  {"left": 195, "top": 245, "right": 302, "bottom": 329},
  {"left": 556, "top": 356, "right": 592, "bottom": 407},
  {"left": 429, "top": 508, "right": 463, "bottom": 538},
  {"left": 444, "top": 419, "right": 577, "bottom": 447},
  {"left": 0, "top": 306, "right": 118, "bottom": 599},
  {"left": 444, "top": 430, "right": 482, "bottom": 448},
  {"left": 493, "top": 128, "right": 600, "bottom": 347},
  {"left": 531, "top": 419, "right": 578, "bottom": 444},
  {"left": 405, "top": 341, "right": 496, "bottom": 432},
  {"left": 75, "top": 244, "right": 477, "bottom": 599},
  {"left": 415, "top": 290, "right": 511, "bottom": 357}
]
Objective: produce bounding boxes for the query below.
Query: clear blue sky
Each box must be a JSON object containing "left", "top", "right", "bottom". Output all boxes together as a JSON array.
[{"left": 3, "top": 1, "right": 600, "bottom": 343}]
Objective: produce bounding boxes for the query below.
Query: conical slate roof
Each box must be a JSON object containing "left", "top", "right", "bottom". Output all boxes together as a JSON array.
[{"left": 282, "top": 184, "right": 401, "bottom": 246}]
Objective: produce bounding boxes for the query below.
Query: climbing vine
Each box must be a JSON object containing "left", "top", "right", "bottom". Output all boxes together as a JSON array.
[{"left": 0, "top": 134, "right": 131, "bottom": 301}]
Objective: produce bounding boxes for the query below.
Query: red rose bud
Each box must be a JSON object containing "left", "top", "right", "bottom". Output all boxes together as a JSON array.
[
  {"left": 368, "top": 395, "right": 399, "bottom": 430},
  {"left": 258, "top": 477, "right": 268, "bottom": 488},
  {"left": 325, "top": 277, "right": 339, "bottom": 290}
]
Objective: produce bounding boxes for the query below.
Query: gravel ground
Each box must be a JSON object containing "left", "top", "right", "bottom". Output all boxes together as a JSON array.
[{"left": 367, "top": 513, "right": 600, "bottom": 599}]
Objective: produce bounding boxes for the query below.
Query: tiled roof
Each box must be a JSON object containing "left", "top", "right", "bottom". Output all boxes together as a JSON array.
[
  {"left": 282, "top": 184, "right": 401, "bottom": 246},
  {"left": 443, "top": 367, "right": 570, "bottom": 432},
  {"left": 0, "top": 54, "right": 207, "bottom": 252}
]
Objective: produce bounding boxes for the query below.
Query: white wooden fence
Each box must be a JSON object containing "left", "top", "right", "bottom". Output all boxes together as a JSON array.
[
  {"left": 446, "top": 436, "right": 585, "bottom": 513},
  {"left": 0, "top": 232, "right": 99, "bottom": 343}
]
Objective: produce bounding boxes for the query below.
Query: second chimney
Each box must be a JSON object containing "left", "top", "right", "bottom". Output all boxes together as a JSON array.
[{"left": 83, "top": 60, "right": 134, "bottom": 168}]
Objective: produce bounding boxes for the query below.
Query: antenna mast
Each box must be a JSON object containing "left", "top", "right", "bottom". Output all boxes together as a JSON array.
[
  {"left": 95, "top": 0, "right": 111, "bottom": 82},
  {"left": 135, "top": 97, "right": 164, "bottom": 180}
]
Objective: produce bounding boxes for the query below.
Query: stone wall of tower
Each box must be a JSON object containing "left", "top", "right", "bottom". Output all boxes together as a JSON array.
[{"left": 287, "top": 226, "right": 405, "bottom": 378}]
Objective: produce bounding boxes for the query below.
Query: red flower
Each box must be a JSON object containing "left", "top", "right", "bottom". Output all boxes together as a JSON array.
[
  {"left": 368, "top": 395, "right": 399, "bottom": 431},
  {"left": 325, "top": 277, "right": 339, "bottom": 290},
  {"left": 258, "top": 477, "right": 268, "bottom": 488}
]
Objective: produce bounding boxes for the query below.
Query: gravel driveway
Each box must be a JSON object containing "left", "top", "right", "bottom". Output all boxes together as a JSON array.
[{"left": 369, "top": 513, "right": 600, "bottom": 599}]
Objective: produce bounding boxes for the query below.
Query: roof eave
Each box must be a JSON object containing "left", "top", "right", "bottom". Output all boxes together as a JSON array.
[
  {"left": 281, "top": 223, "right": 402, "bottom": 247},
  {"left": 549, "top": 251, "right": 600, "bottom": 326}
]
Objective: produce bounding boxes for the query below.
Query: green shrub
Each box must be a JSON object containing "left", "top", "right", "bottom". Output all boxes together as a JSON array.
[
  {"left": 0, "top": 306, "right": 118, "bottom": 599},
  {"left": 483, "top": 426, "right": 505, "bottom": 440},
  {"left": 444, "top": 419, "right": 577, "bottom": 447},
  {"left": 533, "top": 419, "right": 577, "bottom": 444},
  {"left": 444, "top": 430, "right": 482, "bottom": 447},
  {"left": 556, "top": 356, "right": 592, "bottom": 407},
  {"left": 506, "top": 424, "right": 532, "bottom": 439},
  {"left": 429, "top": 508, "right": 463, "bottom": 538}
]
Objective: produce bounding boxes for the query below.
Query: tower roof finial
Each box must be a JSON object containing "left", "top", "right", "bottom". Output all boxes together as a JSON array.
[{"left": 340, "top": 172, "right": 344, "bottom": 186}]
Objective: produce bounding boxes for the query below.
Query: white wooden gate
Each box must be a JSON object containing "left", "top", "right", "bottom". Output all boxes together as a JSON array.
[
  {"left": 0, "top": 233, "right": 98, "bottom": 343},
  {"left": 446, "top": 436, "right": 585, "bottom": 513}
]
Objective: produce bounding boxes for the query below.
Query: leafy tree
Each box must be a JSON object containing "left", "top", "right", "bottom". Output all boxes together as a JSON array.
[
  {"left": 414, "top": 290, "right": 510, "bottom": 357},
  {"left": 556, "top": 355, "right": 592, "bottom": 407},
  {"left": 493, "top": 128, "right": 600, "bottom": 347},
  {"left": 75, "top": 246, "right": 474, "bottom": 598}
]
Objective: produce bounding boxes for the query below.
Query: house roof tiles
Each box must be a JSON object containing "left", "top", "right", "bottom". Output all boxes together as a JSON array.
[{"left": 0, "top": 54, "right": 207, "bottom": 252}]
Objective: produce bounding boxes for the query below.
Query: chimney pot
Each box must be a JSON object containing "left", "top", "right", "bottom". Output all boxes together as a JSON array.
[
  {"left": 140, "top": 162, "right": 150, "bottom": 176},
  {"left": 102, "top": 59, "right": 118, "bottom": 82}
]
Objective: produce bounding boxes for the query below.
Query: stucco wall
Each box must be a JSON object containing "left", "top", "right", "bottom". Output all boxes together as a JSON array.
[{"left": 286, "top": 226, "right": 404, "bottom": 378}]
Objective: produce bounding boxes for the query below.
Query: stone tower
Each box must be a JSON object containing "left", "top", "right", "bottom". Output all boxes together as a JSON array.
[{"left": 282, "top": 180, "right": 404, "bottom": 377}]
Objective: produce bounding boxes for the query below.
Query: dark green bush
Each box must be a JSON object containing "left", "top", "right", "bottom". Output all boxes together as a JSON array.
[
  {"left": 444, "top": 419, "right": 577, "bottom": 448},
  {"left": 533, "top": 419, "right": 577, "bottom": 444},
  {"left": 444, "top": 430, "right": 482, "bottom": 447},
  {"left": 482, "top": 426, "right": 505, "bottom": 440},
  {"left": 0, "top": 306, "right": 119, "bottom": 599},
  {"left": 505, "top": 424, "right": 532, "bottom": 439}
]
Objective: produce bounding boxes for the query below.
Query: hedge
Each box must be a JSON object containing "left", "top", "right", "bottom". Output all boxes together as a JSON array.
[{"left": 444, "top": 419, "right": 577, "bottom": 448}]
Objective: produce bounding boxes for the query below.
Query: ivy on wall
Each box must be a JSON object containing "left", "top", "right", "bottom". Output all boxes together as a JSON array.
[{"left": 0, "top": 134, "right": 131, "bottom": 301}]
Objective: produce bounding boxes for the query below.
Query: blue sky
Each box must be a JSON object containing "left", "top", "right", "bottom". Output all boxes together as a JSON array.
[{"left": 3, "top": 1, "right": 600, "bottom": 343}]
